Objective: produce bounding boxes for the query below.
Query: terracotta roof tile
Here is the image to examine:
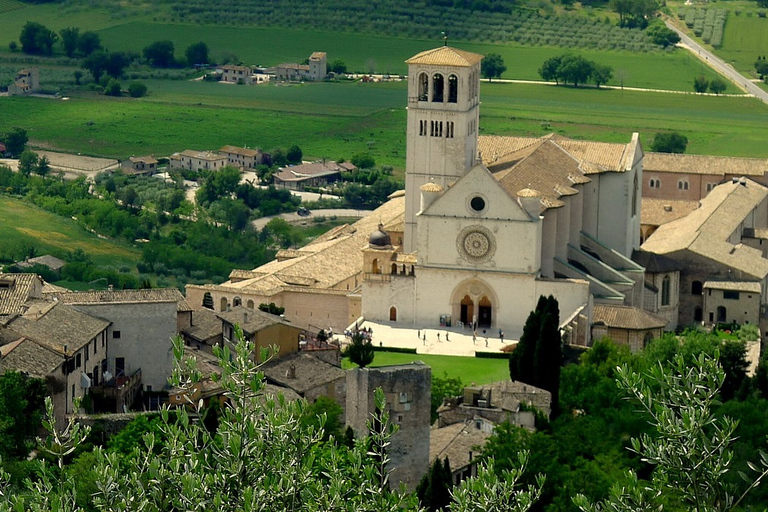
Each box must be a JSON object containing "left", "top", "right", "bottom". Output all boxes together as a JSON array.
[
  {"left": 703, "top": 281, "right": 761, "bottom": 293},
  {"left": 593, "top": 304, "right": 668, "bottom": 330},
  {"left": 46, "top": 288, "right": 192, "bottom": 312},
  {"left": 645, "top": 152, "right": 768, "bottom": 176},
  {"left": 641, "top": 198, "right": 699, "bottom": 227},
  {"left": 405, "top": 46, "right": 483, "bottom": 67},
  {"left": 430, "top": 422, "right": 490, "bottom": 470}
]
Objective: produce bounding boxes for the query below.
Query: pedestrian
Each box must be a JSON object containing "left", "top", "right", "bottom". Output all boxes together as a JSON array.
[
  {"left": 500, "top": 331, "right": 504, "bottom": 343},
  {"left": 472, "top": 331, "right": 477, "bottom": 344},
  {"left": 437, "top": 333, "right": 441, "bottom": 342},
  {"left": 418, "top": 329, "right": 421, "bottom": 338},
  {"left": 423, "top": 333, "right": 426, "bottom": 343},
  {"left": 445, "top": 332, "right": 449, "bottom": 342},
  {"left": 485, "top": 338, "right": 488, "bottom": 347}
]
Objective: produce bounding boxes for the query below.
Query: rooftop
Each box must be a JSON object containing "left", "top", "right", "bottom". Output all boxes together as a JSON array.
[
  {"left": 641, "top": 198, "right": 700, "bottom": 227},
  {"left": 406, "top": 46, "right": 484, "bottom": 67},
  {"left": 644, "top": 152, "right": 768, "bottom": 176},
  {"left": 260, "top": 352, "right": 345, "bottom": 395},
  {"left": 216, "top": 306, "right": 293, "bottom": 334},
  {"left": 0, "top": 273, "right": 42, "bottom": 320},
  {"left": 593, "top": 304, "right": 668, "bottom": 330},
  {"left": 430, "top": 421, "right": 490, "bottom": 471},
  {"left": 703, "top": 281, "right": 761, "bottom": 293},
  {"left": 219, "top": 145, "right": 262, "bottom": 157},
  {"left": 45, "top": 288, "right": 192, "bottom": 312}
]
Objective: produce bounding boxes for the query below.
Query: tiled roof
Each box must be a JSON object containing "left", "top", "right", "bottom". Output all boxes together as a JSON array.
[
  {"left": 703, "top": 281, "right": 761, "bottom": 293},
  {"left": 0, "top": 337, "right": 64, "bottom": 377},
  {"left": 0, "top": 273, "right": 42, "bottom": 318},
  {"left": 260, "top": 352, "right": 345, "bottom": 395},
  {"left": 219, "top": 146, "right": 262, "bottom": 157},
  {"left": 273, "top": 161, "right": 343, "bottom": 183},
  {"left": 216, "top": 306, "right": 292, "bottom": 334},
  {"left": 406, "top": 46, "right": 484, "bottom": 67},
  {"left": 641, "top": 198, "right": 699, "bottom": 227},
  {"left": 128, "top": 155, "right": 158, "bottom": 165},
  {"left": 641, "top": 179, "right": 768, "bottom": 279},
  {"left": 430, "top": 422, "right": 490, "bottom": 471},
  {"left": 644, "top": 152, "right": 768, "bottom": 176},
  {"left": 309, "top": 52, "right": 327, "bottom": 60},
  {"left": 593, "top": 304, "right": 668, "bottom": 330},
  {"left": 8, "top": 302, "right": 110, "bottom": 355},
  {"left": 16, "top": 255, "right": 66, "bottom": 270},
  {"left": 632, "top": 249, "right": 682, "bottom": 273},
  {"left": 178, "top": 150, "right": 226, "bottom": 161},
  {"left": 200, "top": 195, "right": 405, "bottom": 296},
  {"left": 182, "top": 308, "right": 223, "bottom": 344},
  {"left": 46, "top": 288, "right": 192, "bottom": 312},
  {"left": 482, "top": 380, "right": 552, "bottom": 416}
]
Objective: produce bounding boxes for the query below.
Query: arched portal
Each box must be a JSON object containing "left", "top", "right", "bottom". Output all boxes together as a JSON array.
[
  {"left": 478, "top": 296, "right": 492, "bottom": 328},
  {"left": 717, "top": 306, "right": 727, "bottom": 323},
  {"left": 247, "top": 299, "right": 254, "bottom": 309},
  {"left": 391, "top": 263, "right": 398, "bottom": 275},
  {"left": 459, "top": 295, "right": 473, "bottom": 327},
  {"left": 389, "top": 307, "right": 397, "bottom": 322},
  {"left": 233, "top": 296, "right": 242, "bottom": 307},
  {"left": 372, "top": 258, "right": 379, "bottom": 274}
]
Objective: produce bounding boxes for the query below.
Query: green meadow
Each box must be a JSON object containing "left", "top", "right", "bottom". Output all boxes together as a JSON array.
[
  {"left": 342, "top": 352, "right": 510, "bottom": 385},
  {"left": 720, "top": 13, "right": 768, "bottom": 74},
  {"left": 0, "top": 195, "right": 141, "bottom": 268}
]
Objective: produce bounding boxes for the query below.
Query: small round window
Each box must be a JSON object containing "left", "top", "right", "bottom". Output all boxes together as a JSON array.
[{"left": 470, "top": 196, "right": 486, "bottom": 212}]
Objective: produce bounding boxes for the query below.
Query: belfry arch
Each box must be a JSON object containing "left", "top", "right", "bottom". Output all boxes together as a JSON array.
[{"left": 450, "top": 278, "right": 498, "bottom": 329}]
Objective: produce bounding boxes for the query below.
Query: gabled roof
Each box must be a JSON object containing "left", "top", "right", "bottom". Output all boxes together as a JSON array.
[
  {"left": 16, "top": 255, "right": 67, "bottom": 271},
  {"left": 182, "top": 308, "right": 223, "bottom": 344},
  {"left": 593, "top": 304, "right": 667, "bottom": 330},
  {"left": 260, "top": 352, "right": 345, "bottom": 396},
  {"left": 641, "top": 179, "right": 768, "bottom": 279},
  {"left": 0, "top": 337, "right": 64, "bottom": 377},
  {"left": 430, "top": 422, "right": 490, "bottom": 471},
  {"left": 7, "top": 301, "right": 110, "bottom": 355},
  {"left": 178, "top": 150, "right": 226, "bottom": 161},
  {"left": 219, "top": 145, "right": 262, "bottom": 157},
  {"left": 644, "top": 152, "right": 768, "bottom": 176},
  {"left": 703, "top": 281, "right": 761, "bottom": 293},
  {"left": 0, "top": 273, "right": 42, "bottom": 319},
  {"left": 216, "top": 306, "right": 293, "bottom": 334},
  {"left": 46, "top": 288, "right": 192, "bottom": 312},
  {"left": 641, "top": 198, "right": 699, "bottom": 227},
  {"left": 405, "top": 46, "right": 484, "bottom": 67}
]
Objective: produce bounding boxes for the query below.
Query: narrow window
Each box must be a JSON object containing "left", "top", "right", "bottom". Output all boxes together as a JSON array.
[
  {"left": 448, "top": 74, "right": 458, "bottom": 103},
  {"left": 661, "top": 275, "right": 671, "bottom": 306},
  {"left": 691, "top": 281, "right": 703, "bottom": 295},
  {"left": 432, "top": 73, "right": 444, "bottom": 102},
  {"left": 418, "top": 73, "right": 428, "bottom": 101}
]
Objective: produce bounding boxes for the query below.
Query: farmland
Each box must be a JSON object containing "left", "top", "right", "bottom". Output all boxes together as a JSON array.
[{"left": 720, "top": 13, "right": 768, "bottom": 74}]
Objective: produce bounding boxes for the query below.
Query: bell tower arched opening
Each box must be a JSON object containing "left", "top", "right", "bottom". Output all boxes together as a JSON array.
[{"left": 432, "top": 73, "right": 444, "bottom": 102}]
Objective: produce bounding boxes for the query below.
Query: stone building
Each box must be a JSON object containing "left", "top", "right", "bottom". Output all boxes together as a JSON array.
[
  {"left": 261, "top": 352, "right": 346, "bottom": 411},
  {"left": 590, "top": 304, "right": 668, "bottom": 353},
  {"left": 642, "top": 178, "right": 768, "bottom": 332},
  {"left": 7, "top": 68, "right": 39, "bottom": 96},
  {"left": 219, "top": 145, "right": 266, "bottom": 169},
  {"left": 346, "top": 363, "right": 431, "bottom": 491},
  {"left": 217, "top": 306, "right": 302, "bottom": 363},
  {"left": 169, "top": 150, "right": 228, "bottom": 172}
]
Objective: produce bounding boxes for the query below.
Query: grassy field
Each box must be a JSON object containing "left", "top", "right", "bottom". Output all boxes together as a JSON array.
[
  {"left": 720, "top": 13, "right": 768, "bottom": 74},
  {"left": 342, "top": 352, "right": 510, "bottom": 385},
  {"left": 3, "top": 78, "right": 767, "bottom": 167},
  {"left": 0, "top": 195, "right": 141, "bottom": 268}
]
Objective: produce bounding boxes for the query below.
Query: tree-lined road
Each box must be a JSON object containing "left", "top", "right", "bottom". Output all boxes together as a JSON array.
[{"left": 665, "top": 19, "right": 768, "bottom": 105}]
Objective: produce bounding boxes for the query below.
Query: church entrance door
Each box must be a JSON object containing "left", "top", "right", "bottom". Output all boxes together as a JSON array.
[
  {"left": 460, "top": 295, "right": 473, "bottom": 327},
  {"left": 478, "top": 296, "right": 492, "bottom": 328}
]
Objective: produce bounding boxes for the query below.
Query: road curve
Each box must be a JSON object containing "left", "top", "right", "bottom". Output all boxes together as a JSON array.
[{"left": 665, "top": 19, "right": 768, "bottom": 105}]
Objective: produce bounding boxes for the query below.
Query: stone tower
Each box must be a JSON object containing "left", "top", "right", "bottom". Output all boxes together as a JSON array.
[{"left": 403, "top": 46, "right": 484, "bottom": 252}]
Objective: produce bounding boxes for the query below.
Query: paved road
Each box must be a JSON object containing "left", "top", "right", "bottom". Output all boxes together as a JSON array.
[
  {"left": 665, "top": 19, "right": 768, "bottom": 105},
  {"left": 251, "top": 208, "right": 371, "bottom": 230}
]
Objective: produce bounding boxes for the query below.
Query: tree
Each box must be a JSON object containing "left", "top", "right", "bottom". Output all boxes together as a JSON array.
[
  {"left": 2, "top": 127, "right": 28, "bottom": 157},
  {"left": 351, "top": 152, "right": 375, "bottom": 169},
  {"left": 646, "top": 23, "right": 681, "bottom": 48},
  {"left": 481, "top": 53, "right": 506, "bottom": 81},
  {"left": 330, "top": 59, "right": 347, "bottom": 74},
  {"left": 348, "top": 329, "right": 374, "bottom": 368},
  {"left": 286, "top": 145, "right": 303, "bottom": 164},
  {"left": 509, "top": 297, "right": 543, "bottom": 385},
  {"left": 105, "top": 51, "right": 131, "bottom": 78},
  {"left": 271, "top": 147, "right": 288, "bottom": 167},
  {"left": 709, "top": 77, "right": 727, "bottom": 95},
  {"left": 0, "top": 372, "right": 47, "bottom": 460},
  {"left": 185, "top": 41, "right": 209, "bottom": 66},
  {"left": 104, "top": 79, "right": 122, "bottom": 96},
  {"left": 59, "top": 26, "right": 80, "bottom": 58},
  {"left": 8, "top": 40, "right": 18, "bottom": 52},
  {"left": 558, "top": 54, "right": 593, "bottom": 87},
  {"left": 82, "top": 51, "right": 110, "bottom": 82},
  {"left": 538, "top": 55, "right": 563, "bottom": 84},
  {"left": 258, "top": 302, "right": 285, "bottom": 315},
  {"left": 431, "top": 372, "right": 464, "bottom": 422},
  {"left": 19, "top": 21, "right": 57, "bottom": 55},
  {"left": 73, "top": 70, "right": 83, "bottom": 85},
  {"left": 720, "top": 339, "right": 748, "bottom": 401},
  {"left": 574, "top": 353, "right": 768, "bottom": 512},
  {"left": 591, "top": 63, "right": 613, "bottom": 88},
  {"left": 650, "top": 131, "right": 688, "bottom": 153},
  {"left": 755, "top": 57, "right": 768, "bottom": 80},
  {"left": 36, "top": 155, "right": 51, "bottom": 176},
  {"left": 417, "top": 457, "right": 454, "bottom": 511},
  {"left": 128, "top": 81, "right": 148, "bottom": 98},
  {"left": 18, "top": 149, "right": 39, "bottom": 176},
  {"left": 77, "top": 31, "right": 101, "bottom": 56},
  {"left": 143, "top": 40, "right": 176, "bottom": 68},
  {"left": 694, "top": 75, "right": 709, "bottom": 93},
  {"left": 533, "top": 296, "right": 561, "bottom": 413}
]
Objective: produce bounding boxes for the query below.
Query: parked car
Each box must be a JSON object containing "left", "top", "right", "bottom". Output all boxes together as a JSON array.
[{"left": 297, "top": 207, "right": 311, "bottom": 216}]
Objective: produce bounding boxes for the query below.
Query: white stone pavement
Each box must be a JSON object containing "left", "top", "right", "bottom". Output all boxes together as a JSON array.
[{"left": 335, "top": 320, "right": 518, "bottom": 357}]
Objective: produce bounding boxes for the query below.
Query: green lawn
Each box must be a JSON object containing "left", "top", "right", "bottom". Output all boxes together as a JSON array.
[
  {"left": 342, "top": 353, "right": 510, "bottom": 385},
  {"left": 0, "top": 195, "right": 141, "bottom": 268},
  {"left": 720, "top": 13, "right": 768, "bottom": 74}
]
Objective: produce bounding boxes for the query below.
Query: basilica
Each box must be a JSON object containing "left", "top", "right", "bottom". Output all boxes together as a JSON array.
[{"left": 187, "top": 46, "right": 671, "bottom": 347}]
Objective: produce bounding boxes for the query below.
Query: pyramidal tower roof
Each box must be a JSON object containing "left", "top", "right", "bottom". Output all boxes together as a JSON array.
[{"left": 405, "top": 46, "right": 484, "bottom": 67}]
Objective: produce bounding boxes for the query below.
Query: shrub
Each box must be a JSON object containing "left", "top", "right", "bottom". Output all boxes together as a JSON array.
[{"left": 128, "top": 81, "right": 147, "bottom": 98}]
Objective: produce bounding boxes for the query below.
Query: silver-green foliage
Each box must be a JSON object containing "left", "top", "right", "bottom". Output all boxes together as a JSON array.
[
  {"left": 574, "top": 353, "right": 768, "bottom": 512},
  {"left": 450, "top": 455, "right": 544, "bottom": 512}
]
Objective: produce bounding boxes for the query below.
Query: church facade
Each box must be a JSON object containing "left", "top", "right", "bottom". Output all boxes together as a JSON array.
[{"left": 361, "top": 46, "right": 648, "bottom": 342}]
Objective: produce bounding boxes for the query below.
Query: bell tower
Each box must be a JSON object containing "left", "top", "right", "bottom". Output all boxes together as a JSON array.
[{"left": 403, "top": 46, "right": 484, "bottom": 252}]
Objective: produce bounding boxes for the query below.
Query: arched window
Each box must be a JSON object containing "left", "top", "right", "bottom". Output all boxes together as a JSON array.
[
  {"left": 246, "top": 299, "right": 254, "bottom": 309},
  {"left": 432, "top": 73, "right": 444, "bottom": 102},
  {"left": 448, "top": 74, "right": 458, "bottom": 103},
  {"left": 643, "top": 332, "right": 654, "bottom": 348},
  {"left": 202, "top": 292, "right": 213, "bottom": 310},
  {"left": 678, "top": 180, "right": 689, "bottom": 190},
  {"left": 391, "top": 263, "right": 398, "bottom": 274},
  {"left": 372, "top": 258, "right": 379, "bottom": 274},
  {"left": 694, "top": 307, "right": 703, "bottom": 322},
  {"left": 233, "top": 296, "right": 242, "bottom": 307},
  {"left": 220, "top": 297, "right": 228, "bottom": 311},
  {"left": 691, "top": 281, "right": 703, "bottom": 295},
  {"left": 661, "top": 275, "right": 671, "bottom": 306},
  {"left": 389, "top": 307, "right": 397, "bottom": 322},
  {"left": 418, "top": 73, "right": 428, "bottom": 101},
  {"left": 717, "top": 306, "right": 727, "bottom": 323}
]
